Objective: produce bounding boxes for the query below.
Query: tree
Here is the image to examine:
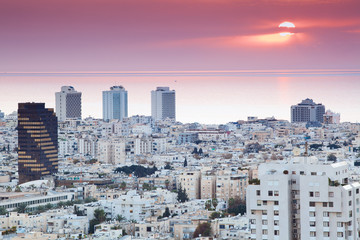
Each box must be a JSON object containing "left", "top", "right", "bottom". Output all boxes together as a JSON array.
[
  {"left": 183, "top": 158, "right": 188, "bottom": 167},
  {"left": 327, "top": 154, "right": 337, "bottom": 162},
  {"left": 198, "top": 148, "right": 203, "bottom": 155},
  {"left": 45, "top": 203, "right": 53, "bottom": 210},
  {"left": 165, "top": 180, "right": 170, "bottom": 190},
  {"left": 212, "top": 198, "right": 218, "bottom": 209},
  {"left": 90, "top": 208, "right": 106, "bottom": 233},
  {"left": 6, "top": 186, "right": 12, "bottom": 192},
  {"left": 143, "top": 183, "right": 152, "bottom": 191},
  {"left": 116, "top": 214, "right": 125, "bottom": 222},
  {"left": 16, "top": 203, "right": 28, "bottom": 213},
  {"left": 164, "top": 163, "right": 172, "bottom": 170},
  {"left": 192, "top": 147, "right": 198, "bottom": 154},
  {"left": 177, "top": 185, "right": 189, "bottom": 203},
  {"left": 227, "top": 198, "right": 246, "bottom": 216},
  {"left": 205, "top": 200, "right": 212, "bottom": 210},
  {"left": 0, "top": 207, "right": 7, "bottom": 215},
  {"left": 210, "top": 211, "right": 224, "bottom": 219},
  {"left": 193, "top": 222, "right": 212, "bottom": 238},
  {"left": 162, "top": 207, "right": 171, "bottom": 218},
  {"left": 15, "top": 186, "right": 22, "bottom": 192},
  {"left": 120, "top": 182, "right": 127, "bottom": 191}
]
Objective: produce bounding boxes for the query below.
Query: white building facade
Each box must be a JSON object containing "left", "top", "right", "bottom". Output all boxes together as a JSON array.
[
  {"left": 151, "top": 87, "right": 176, "bottom": 121},
  {"left": 55, "top": 86, "right": 82, "bottom": 122},
  {"left": 103, "top": 86, "right": 128, "bottom": 121}
]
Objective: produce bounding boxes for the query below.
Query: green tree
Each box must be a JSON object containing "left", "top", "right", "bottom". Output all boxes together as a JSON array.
[
  {"left": 177, "top": 185, "right": 189, "bottom": 203},
  {"left": 165, "top": 180, "right": 170, "bottom": 190},
  {"left": 15, "top": 186, "right": 22, "bottom": 192},
  {"left": 143, "top": 183, "right": 152, "bottom": 191},
  {"left": 227, "top": 198, "right": 246, "bottom": 216},
  {"left": 6, "top": 186, "right": 12, "bottom": 192},
  {"left": 327, "top": 154, "right": 337, "bottom": 162},
  {"left": 89, "top": 208, "right": 106, "bottom": 233},
  {"left": 210, "top": 211, "right": 224, "bottom": 219},
  {"left": 164, "top": 163, "right": 172, "bottom": 170},
  {"left": 162, "top": 207, "right": 171, "bottom": 218},
  {"left": 120, "top": 182, "right": 127, "bottom": 191},
  {"left": 212, "top": 198, "right": 218, "bottom": 209},
  {"left": 45, "top": 203, "right": 53, "bottom": 210},
  {"left": 0, "top": 207, "right": 7, "bottom": 215},
  {"left": 183, "top": 158, "right": 188, "bottom": 167},
  {"left": 116, "top": 214, "right": 125, "bottom": 222},
  {"left": 16, "top": 203, "right": 28, "bottom": 213},
  {"left": 193, "top": 222, "right": 212, "bottom": 238},
  {"left": 205, "top": 200, "right": 212, "bottom": 210}
]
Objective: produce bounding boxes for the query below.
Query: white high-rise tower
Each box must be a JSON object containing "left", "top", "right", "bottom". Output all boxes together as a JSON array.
[
  {"left": 103, "top": 86, "right": 128, "bottom": 121},
  {"left": 151, "top": 87, "right": 175, "bottom": 121},
  {"left": 55, "top": 86, "right": 82, "bottom": 122}
]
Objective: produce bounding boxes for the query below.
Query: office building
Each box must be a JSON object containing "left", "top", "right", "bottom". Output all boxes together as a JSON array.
[
  {"left": 247, "top": 157, "right": 359, "bottom": 240},
  {"left": 18, "top": 103, "right": 58, "bottom": 184},
  {"left": 55, "top": 86, "right": 82, "bottom": 122},
  {"left": 103, "top": 86, "right": 128, "bottom": 121},
  {"left": 291, "top": 98, "right": 325, "bottom": 123},
  {"left": 151, "top": 87, "right": 175, "bottom": 121}
]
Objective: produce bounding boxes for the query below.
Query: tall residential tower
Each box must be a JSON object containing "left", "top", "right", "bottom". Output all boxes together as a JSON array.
[
  {"left": 55, "top": 86, "right": 82, "bottom": 122},
  {"left": 103, "top": 86, "right": 128, "bottom": 121},
  {"left": 151, "top": 87, "right": 176, "bottom": 121},
  {"left": 18, "top": 103, "right": 58, "bottom": 184}
]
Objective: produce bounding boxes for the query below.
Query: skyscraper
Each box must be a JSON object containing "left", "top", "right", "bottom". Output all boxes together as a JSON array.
[
  {"left": 103, "top": 86, "right": 128, "bottom": 121},
  {"left": 291, "top": 98, "right": 325, "bottom": 123},
  {"left": 17, "top": 103, "right": 58, "bottom": 184},
  {"left": 55, "top": 86, "right": 82, "bottom": 122},
  {"left": 151, "top": 87, "right": 176, "bottom": 121}
]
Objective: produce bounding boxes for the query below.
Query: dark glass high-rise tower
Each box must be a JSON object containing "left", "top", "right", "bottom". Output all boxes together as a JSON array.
[{"left": 18, "top": 103, "right": 58, "bottom": 184}]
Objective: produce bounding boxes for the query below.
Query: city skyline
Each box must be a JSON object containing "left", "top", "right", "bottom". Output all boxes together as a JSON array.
[{"left": 0, "top": 71, "right": 359, "bottom": 124}]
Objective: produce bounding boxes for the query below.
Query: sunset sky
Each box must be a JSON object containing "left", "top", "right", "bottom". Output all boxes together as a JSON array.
[{"left": 0, "top": 0, "right": 360, "bottom": 123}]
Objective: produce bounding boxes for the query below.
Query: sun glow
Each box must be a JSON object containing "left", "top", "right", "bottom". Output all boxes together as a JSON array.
[{"left": 279, "top": 22, "right": 295, "bottom": 28}]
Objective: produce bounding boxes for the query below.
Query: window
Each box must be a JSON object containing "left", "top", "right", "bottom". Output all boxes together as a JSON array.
[
  {"left": 356, "top": 189, "right": 359, "bottom": 194},
  {"left": 323, "top": 222, "right": 329, "bottom": 227},
  {"left": 315, "top": 192, "right": 320, "bottom": 197},
  {"left": 329, "top": 192, "right": 334, "bottom": 197},
  {"left": 309, "top": 192, "right": 314, "bottom": 197},
  {"left": 309, "top": 212, "right": 316, "bottom": 217},
  {"left": 274, "top": 220, "right": 279, "bottom": 226},
  {"left": 274, "top": 210, "right": 279, "bottom": 216},
  {"left": 250, "top": 219, "right": 256, "bottom": 224},
  {"left": 257, "top": 200, "right": 261, "bottom": 206},
  {"left": 268, "top": 191, "right": 273, "bottom": 196},
  {"left": 329, "top": 202, "right": 334, "bottom": 207},
  {"left": 323, "top": 232, "right": 330, "bottom": 237},
  {"left": 310, "top": 231, "right": 316, "bottom": 237},
  {"left": 337, "top": 222, "right": 343, "bottom": 227},
  {"left": 263, "top": 201, "right": 267, "bottom": 206},
  {"left": 349, "top": 201, "right": 352, "bottom": 206},
  {"left": 220, "top": 225, "right": 225, "bottom": 229},
  {"left": 274, "top": 201, "right": 279, "bottom": 206},
  {"left": 274, "top": 230, "right": 279, "bottom": 235},
  {"left": 336, "top": 212, "right": 342, "bottom": 217},
  {"left": 309, "top": 202, "right": 315, "bottom": 207},
  {"left": 310, "top": 221, "right": 316, "bottom": 227},
  {"left": 349, "top": 210, "right": 352, "bottom": 217},
  {"left": 337, "top": 232, "right": 344, "bottom": 237},
  {"left": 262, "top": 210, "right": 267, "bottom": 215},
  {"left": 262, "top": 220, "right": 268, "bottom": 225},
  {"left": 262, "top": 229, "right": 268, "bottom": 235},
  {"left": 323, "top": 202, "right": 328, "bottom": 207},
  {"left": 256, "top": 190, "right": 261, "bottom": 196},
  {"left": 323, "top": 212, "right": 329, "bottom": 217},
  {"left": 349, "top": 191, "right": 352, "bottom": 197},
  {"left": 274, "top": 191, "right": 279, "bottom": 196}
]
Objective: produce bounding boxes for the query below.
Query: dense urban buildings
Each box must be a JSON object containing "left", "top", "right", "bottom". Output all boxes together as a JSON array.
[
  {"left": 151, "top": 87, "right": 176, "bottom": 121},
  {"left": 55, "top": 86, "right": 82, "bottom": 122},
  {"left": 291, "top": 98, "right": 325, "bottom": 123},
  {"left": 324, "top": 110, "right": 341, "bottom": 124},
  {"left": 103, "top": 86, "right": 128, "bottom": 121},
  {"left": 247, "top": 157, "right": 357, "bottom": 240},
  {"left": 17, "top": 102, "right": 58, "bottom": 184}
]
